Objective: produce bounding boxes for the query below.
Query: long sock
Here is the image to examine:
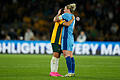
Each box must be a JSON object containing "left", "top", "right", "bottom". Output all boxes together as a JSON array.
[
  {"left": 71, "top": 57, "right": 75, "bottom": 73},
  {"left": 50, "top": 57, "right": 57, "bottom": 72},
  {"left": 66, "top": 56, "right": 72, "bottom": 73},
  {"left": 55, "top": 58, "right": 59, "bottom": 72}
]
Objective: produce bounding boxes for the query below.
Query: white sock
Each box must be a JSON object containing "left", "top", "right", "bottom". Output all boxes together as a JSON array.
[
  {"left": 50, "top": 56, "right": 57, "bottom": 72},
  {"left": 55, "top": 58, "right": 59, "bottom": 72}
]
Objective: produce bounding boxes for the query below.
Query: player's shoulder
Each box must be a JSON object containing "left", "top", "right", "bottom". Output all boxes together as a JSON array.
[
  {"left": 62, "top": 13, "right": 69, "bottom": 15},
  {"left": 64, "top": 13, "right": 74, "bottom": 17},
  {"left": 62, "top": 13, "right": 69, "bottom": 16},
  {"left": 62, "top": 13, "right": 72, "bottom": 19}
]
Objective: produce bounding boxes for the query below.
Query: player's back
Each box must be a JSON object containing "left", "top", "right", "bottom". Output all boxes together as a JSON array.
[{"left": 61, "top": 13, "right": 75, "bottom": 39}]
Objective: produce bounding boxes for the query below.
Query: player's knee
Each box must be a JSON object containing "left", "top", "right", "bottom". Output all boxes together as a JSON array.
[
  {"left": 63, "top": 51, "right": 71, "bottom": 57},
  {"left": 66, "top": 53, "right": 71, "bottom": 57},
  {"left": 63, "top": 52, "right": 71, "bottom": 58},
  {"left": 53, "top": 52, "right": 60, "bottom": 58}
]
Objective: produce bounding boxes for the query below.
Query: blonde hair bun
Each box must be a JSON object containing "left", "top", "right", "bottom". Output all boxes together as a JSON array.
[
  {"left": 70, "top": 3, "right": 76, "bottom": 11},
  {"left": 66, "top": 3, "right": 76, "bottom": 13}
]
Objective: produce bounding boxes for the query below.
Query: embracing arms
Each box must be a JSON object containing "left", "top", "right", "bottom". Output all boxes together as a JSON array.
[
  {"left": 53, "top": 9, "right": 74, "bottom": 27},
  {"left": 62, "top": 16, "right": 74, "bottom": 26}
]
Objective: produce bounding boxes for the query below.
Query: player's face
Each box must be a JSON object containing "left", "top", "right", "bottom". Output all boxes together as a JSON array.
[{"left": 64, "top": 6, "right": 68, "bottom": 13}]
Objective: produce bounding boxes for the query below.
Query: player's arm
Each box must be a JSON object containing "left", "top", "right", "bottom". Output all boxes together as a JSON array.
[
  {"left": 63, "top": 16, "right": 74, "bottom": 27},
  {"left": 53, "top": 9, "right": 61, "bottom": 22}
]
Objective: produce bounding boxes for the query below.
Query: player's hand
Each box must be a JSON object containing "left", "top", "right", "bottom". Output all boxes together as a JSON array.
[
  {"left": 57, "top": 9, "right": 61, "bottom": 15},
  {"left": 72, "top": 16, "right": 75, "bottom": 20}
]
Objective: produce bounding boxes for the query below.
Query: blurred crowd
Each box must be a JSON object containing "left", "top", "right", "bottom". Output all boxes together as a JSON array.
[{"left": 0, "top": 0, "right": 120, "bottom": 41}]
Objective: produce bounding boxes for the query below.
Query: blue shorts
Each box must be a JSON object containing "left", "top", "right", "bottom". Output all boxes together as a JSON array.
[{"left": 61, "top": 37, "right": 74, "bottom": 51}]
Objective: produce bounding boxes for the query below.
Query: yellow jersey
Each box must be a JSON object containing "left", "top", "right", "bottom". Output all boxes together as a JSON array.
[{"left": 51, "top": 20, "right": 65, "bottom": 45}]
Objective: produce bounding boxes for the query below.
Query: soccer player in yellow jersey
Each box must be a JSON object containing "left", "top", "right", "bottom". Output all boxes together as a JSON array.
[
  {"left": 53, "top": 3, "right": 76, "bottom": 77},
  {"left": 50, "top": 8, "right": 74, "bottom": 77}
]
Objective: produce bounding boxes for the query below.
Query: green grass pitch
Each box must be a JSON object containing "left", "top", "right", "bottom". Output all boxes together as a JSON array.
[{"left": 0, "top": 54, "right": 120, "bottom": 80}]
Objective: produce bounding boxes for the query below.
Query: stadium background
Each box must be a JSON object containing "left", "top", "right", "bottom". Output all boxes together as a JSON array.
[
  {"left": 0, "top": 0, "right": 120, "bottom": 80},
  {"left": 0, "top": 0, "right": 120, "bottom": 41}
]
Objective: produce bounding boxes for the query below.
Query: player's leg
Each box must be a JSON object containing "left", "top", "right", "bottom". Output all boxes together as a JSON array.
[
  {"left": 61, "top": 37, "right": 72, "bottom": 77},
  {"left": 63, "top": 51, "right": 75, "bottom": 77},
  {"left": 70, "top": 53, "right": 75, "bottom": 76},
  {"left": 50, "top": 52, "right": 60, "bottom": 72},
  {"left": 62, "top": 39, "right": 75, "bottom": 77},
  {"left": 53, "top": 52, "right": 60, "bottom": 72},
  {"left": 63, "top": 50, "right": 73, "bottom": 77},
  {"left": 50, "top": 43, "right": 62, "bottom": 77},
  {"left": 53, "top": 54, "right": 63, "bottom": 77},
  {"left": 54, "top": 46, "right": 63, "bottom": 77}
]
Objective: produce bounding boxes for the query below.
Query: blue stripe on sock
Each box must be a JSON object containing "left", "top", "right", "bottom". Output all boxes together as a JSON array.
[
  {"left": 66, "top": 56, "right": 72, "bottom": 73},
  {"left": 71, "top": 57, "right": 75, "bottom": 73}
]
